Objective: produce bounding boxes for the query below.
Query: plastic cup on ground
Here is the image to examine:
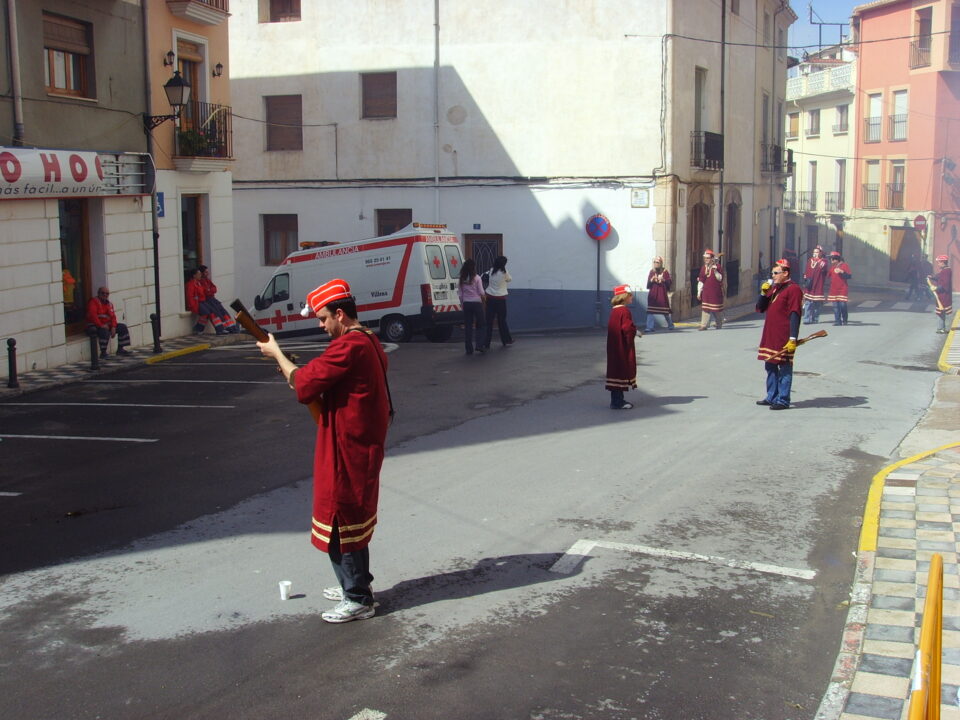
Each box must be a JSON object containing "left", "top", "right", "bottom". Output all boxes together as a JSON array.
[{"left": 279, "top": 580, "right": 292, "bottom": 601}]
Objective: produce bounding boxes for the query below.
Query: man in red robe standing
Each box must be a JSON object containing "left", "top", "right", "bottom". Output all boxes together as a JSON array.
[
  {"left": 257, "top": 278, "right": 390, "bottom": 623},
  {"left": 802, "top": 246, "right": 828, "bottom": 324},
  {"left": 756, "top": 258, "right": 804, "bottom": 411},
  {"left": 928, "top": 254, "right": 953, "bottom": 334},
  {"left": 697, "top": 249, "right": 725, "bottom": 330}
]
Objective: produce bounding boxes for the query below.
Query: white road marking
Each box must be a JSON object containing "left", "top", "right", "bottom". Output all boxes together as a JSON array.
[
  {"left": 0, "top": 434, "right": 158, "bottom": 443},
  {"left": 550, "top": 539, "right": 816, "bottom": 580},
  {"left": 858, "top": 300, "right": 881, "bottom": 308},
  {"left": 891, "top": 302, "right": 914, "bottom": 311},
  {"left": 0, "top": 492, "right": 22, "bottom": 497},
  {"left": 346, "top": 711, "right": 387, "bottom": 720},
  {"left": 1, "top": 402, "right": 235, "bottom": 409}
]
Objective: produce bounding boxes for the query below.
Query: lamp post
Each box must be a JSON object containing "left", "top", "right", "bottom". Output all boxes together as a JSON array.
[{"left": 143, "top": 70, "right": 191, "bottom": 131}]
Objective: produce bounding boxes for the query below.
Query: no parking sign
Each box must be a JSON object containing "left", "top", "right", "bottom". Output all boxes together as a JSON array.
[{"left": 586, "top": 214, "right": 611, "bottom": 240}]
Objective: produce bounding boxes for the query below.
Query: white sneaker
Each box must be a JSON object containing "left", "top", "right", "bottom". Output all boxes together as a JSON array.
[{"left": 321, "top": 599, "right": 375, "bottom": 624}]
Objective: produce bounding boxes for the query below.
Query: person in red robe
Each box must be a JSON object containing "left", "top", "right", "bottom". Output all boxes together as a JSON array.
[
  {"left": 606, "top": 283, "right": 639, "bottom": 409},
  {"left": 644, "top": 256, "right": 675, "bottom": 332},
  {"left": 257, "top": 278, "right": 390, "bottom": 624},
  {"left": 827, "top": 251, "right": 852, "bottom": 326},
  {"left": 802, "top": 246, "right": 828, "bottom": 324},
  {"left": 928, "top": 254, "right": 953, "bottom": 333},
  {"left": 697, "top": 249, "right": 725, "bottom": 330},
  {"left": 756, "top": 258, "right": 804, "bottom": 410}
]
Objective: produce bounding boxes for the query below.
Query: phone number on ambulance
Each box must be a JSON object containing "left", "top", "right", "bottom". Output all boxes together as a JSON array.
[{"left": 364, "top": 256, "right": 392, "bottom": 267}]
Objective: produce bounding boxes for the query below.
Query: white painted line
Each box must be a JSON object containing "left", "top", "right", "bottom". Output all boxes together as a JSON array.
[
  {"left": 892, "top": 302, "right": 913, "bottom": 311},
  {"left": 0, "top": 492, "right": 22, "bottom": 497},
  {"left": 0, "top": 434, "right": 158, "bottom": 443},
  {"left": 346, "top": 710, "right": 387, "bottom": 720},
  {"left": 858, "top": 300, "right": 881, "bottom": 308},
  {"left": 84, "top": 379, "right": 280, "bottom": 385},
  {"left": 550, "top": 538, "right": 816, "bottom": 580},
  {"left": 2, "top": 402, "right": 235, "bottom": 409}
]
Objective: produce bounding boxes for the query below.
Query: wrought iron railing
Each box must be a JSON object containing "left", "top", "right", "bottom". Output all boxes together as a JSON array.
[
  {"left": 761, "top": 144, "right": 793, "bottom": 174},
  {"left": 690, "top": 131, "right": 723, "bottom": 171},
  {"left": 783, "top": 191, "right": 795, "bottom": 211},
  {"left": 825, "top": 192, "right": 845, "bottom": 212},
  {"left": 889, "top": 114, "right": 908, "bottom": 141},
  {"left": 176, "top": 100, "right": 233, "bottom": 158},
  {"left": 864, "top": 117, "right": 881, "bottom": 143},
  {"left": 862, "top": 183, "right": 879, "bottom": 208},
  {"left": 910, "top": 40, "right": 931, "bottom": 68},
  {"left": 797, "top": 191, "right": 817, "bottom": 212},
  {"left": 887, "top": 183, "right": 905, "bottom": 209}
]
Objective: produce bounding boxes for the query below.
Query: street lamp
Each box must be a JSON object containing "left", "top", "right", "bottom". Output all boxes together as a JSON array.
[{"left": 143, "top": 70, "right": 191, "bottom": 131}]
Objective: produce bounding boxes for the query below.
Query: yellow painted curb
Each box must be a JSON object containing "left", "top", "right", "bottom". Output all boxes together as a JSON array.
[
  {"left": 936, "top": 312, "right": 960, "bottom": 374},
  {"left": 145, "top": 343, "right": 211, "bottom": 364},
  {"left": 859, "top": 441, "right": 960, "bottom": 552}
]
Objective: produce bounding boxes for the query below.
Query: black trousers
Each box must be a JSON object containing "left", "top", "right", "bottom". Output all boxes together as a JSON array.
[{"left": 328, "top": 523, "right": 374, "bottom": 606}]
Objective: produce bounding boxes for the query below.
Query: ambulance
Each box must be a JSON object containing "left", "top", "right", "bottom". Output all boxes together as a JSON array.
[{"left": 251, "top": 223, "right": 464, "bottom": 342}]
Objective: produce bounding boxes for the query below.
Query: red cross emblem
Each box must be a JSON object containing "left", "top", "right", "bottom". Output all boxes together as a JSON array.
[{"left": 271, "top": 308, "right": 285, "bottom": 330}]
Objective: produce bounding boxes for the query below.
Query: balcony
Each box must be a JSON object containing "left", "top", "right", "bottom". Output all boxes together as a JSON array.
[
  {"left": 761, "top": 144, "right": 793, "bottom": 174},
  {"left": 910, "top": 40, "right": 931, "bottom": 69},
  {"left": 862, "top": 183, "right": 879, "bottom": 209},
  {"left": 832, "top": 120, "right": 848, "bottom": 134},
  {"left": 174, "top": 100, "right": 233, "bottom": 172},
  {"left": 804, "top": 124, "right": 821, "bottom": 138},
  {"left": 783, "top": 191, "right": 796, "bottom": 211},
  {"left": 887, "top": 183, "right": 905, "bottom": 210},
  {"left": 690, "top": 131, "right": 723, "bottom": 171},
  {"left": 864, "top": 117, "right": 881, "bottom": 143},
  {"left": 165, "top": 0, "right": 229, "bottom": 25},
  {"left": 889, "top": 114, "right": 908, "bottom": 141},
  {"left": 785, "top": 63, "right": 854, "bottom": 101},
  {"left": 797, "top": 190, "right": 817, "bottom": 212},
  {"left": 825, "top": 191, "right": 845, "bottom": 212}
]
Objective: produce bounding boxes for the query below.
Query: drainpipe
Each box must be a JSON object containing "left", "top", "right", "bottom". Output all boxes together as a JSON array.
[
  {"left": 717, "top": 0, "right": 726, "bottom": 260},
  {"left": 141, "top": 0, "right": 162, "bottom": 334},
  {"left": 433, "top": 0, "right": 441, "bottom": 222},
  {"left": 769, "top": 0, "right": 789, "bottom": 263},
  {"left": 7, "top": 0, "right": 24, "bottom": 144}
]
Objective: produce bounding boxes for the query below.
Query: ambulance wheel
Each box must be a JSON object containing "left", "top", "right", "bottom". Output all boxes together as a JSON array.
[
  {"left": 424, "top": 326, "right": 453, "bottom": 343},
  {"left": 380, "top": 315, "right": 412, "bottom": 343}
]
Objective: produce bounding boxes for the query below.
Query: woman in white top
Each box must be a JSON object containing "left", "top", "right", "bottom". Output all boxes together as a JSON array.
[{"left": 483, "top": 255, "right": 514, "bottom": 348}]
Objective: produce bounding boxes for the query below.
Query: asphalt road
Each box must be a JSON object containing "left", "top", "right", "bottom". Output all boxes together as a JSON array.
[{"left": 0, "top": 297, "right": 945, "bottom": 719}]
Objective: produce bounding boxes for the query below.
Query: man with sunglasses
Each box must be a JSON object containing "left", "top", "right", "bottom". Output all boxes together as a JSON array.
[
  {"left": 755, "top": 259, "right": 803, "bottom": 410},
  {"left": 85, "top": 287, "right": 131, "bottom": 358}
]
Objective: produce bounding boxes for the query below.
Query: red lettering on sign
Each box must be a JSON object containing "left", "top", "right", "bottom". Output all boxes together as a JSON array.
[
  {"left": 39, "top": 153, "right": 62, "bottom": 182},
  {"left": 94, "top": 156, "right": 104, "bottom": 181},
  {"left": 0, "top": 152, "right": 22, "bottom": 183},
  {"left": 69, "top": 154, "right": 88, "bottom": 182}
]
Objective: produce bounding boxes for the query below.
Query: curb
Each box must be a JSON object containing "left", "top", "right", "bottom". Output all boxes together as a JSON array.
[
  {"left": 144, "top": 343, "right": 211, "bottom": 364},
  {"left": 937, "top": 310, "right": 960, "bottom": 375}
]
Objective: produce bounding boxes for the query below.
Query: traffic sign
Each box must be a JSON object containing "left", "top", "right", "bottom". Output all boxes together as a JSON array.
[{"left": 914, "top": 214, "right": 927, "bottom": 233}]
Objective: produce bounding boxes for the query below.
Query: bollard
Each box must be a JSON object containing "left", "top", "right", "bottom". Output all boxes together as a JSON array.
[
  {"left": 6, "top": 338, "right": 19, "bottom": 389},
  {"left": 150, "top": 313, "right": 162, "bottom": 354},
  {"left": 87, "top": 326, "right": 100, "bottom": 371}
]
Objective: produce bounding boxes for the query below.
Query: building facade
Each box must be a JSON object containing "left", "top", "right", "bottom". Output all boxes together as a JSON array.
[{"left": 230, "top": 0, "right": 795, "bottom": 330}]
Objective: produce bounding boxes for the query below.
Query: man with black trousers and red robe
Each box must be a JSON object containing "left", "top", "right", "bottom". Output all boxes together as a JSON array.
[
  {"left": 756, "top": 258, "right": 804, "bottom": 411},
  {"left": 257, "top": 278, "right": 390, "bottom": 623}
]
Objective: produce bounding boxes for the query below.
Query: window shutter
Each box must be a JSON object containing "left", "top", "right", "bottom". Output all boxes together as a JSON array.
[
  {"left": 266, "top": 95, "right": 303, "bottom": 151},
  {"left": 362, "top": 72, "right": 397, "bottom": 119},
  {"left": 43, "top": 14, "right": 90, "bottom": 55}
]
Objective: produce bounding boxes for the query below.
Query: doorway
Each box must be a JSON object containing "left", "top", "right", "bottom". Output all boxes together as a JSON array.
[{"left": 463, "top": 233, "right": 502, "bottom": 276}]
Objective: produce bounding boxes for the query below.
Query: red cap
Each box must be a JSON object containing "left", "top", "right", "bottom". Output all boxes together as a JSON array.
[
  {"left": 936, "top": 254, "right": 948, "bottom": 262},
  {"left": 302, "top": 278, "right": 352, "bottom": 317},
  {"left": 830, "top": 250, "right": 841, "bottom": 258},
  {"left": 703, "top": 249, "right": 715, "bottom": 257},
  {"left": 613, "top": 284, "right": 633, "bottom": 296},
  {"left": 775, "top": 258, "right": 790, "bottom": 269}
]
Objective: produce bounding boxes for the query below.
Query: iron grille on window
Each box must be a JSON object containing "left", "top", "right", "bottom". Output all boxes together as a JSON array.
[
  {"left": 864, "top": 117, "right": 881, "bottom": 143},
  {"left": 690, "top": 131, "right": 723, "bottom": 171},
  {"left": 862, "top": 184, "right": 879, "bottom": 208},
  {"left": 889, "top": 114, "right": 908, "bottom": 141},
  {"left": 797, "top": 191, "right": 817, "bottom": 212},
  {"left": 825, "top": 192, "right": 845, "bottom": 212},
  {"left": 832, "top": 120, "right": 848, "bottom": 133},
  {"left": 910, "top": 40, "right": 931, "bottom": 68},
  {"left": 175, "top": 101, "right": 233, "bottom": 158},
  {"left": 887, "top": 183, "right": 905, "bottom": 209},
  {"left": 783, "top": 191, "right": 795, "bottom": 211},
  {"left": 761, "top": 144, "right": 793, "bottom": 174}
]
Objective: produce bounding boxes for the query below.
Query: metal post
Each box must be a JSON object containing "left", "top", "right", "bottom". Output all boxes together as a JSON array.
[
  {"left": 87, "top": 327, "right": 100, "bottom": 371},
  {"left": 150, "top": 313, "right": 162, "bottom": 353},
  {"left": 6, "top": 338, "right": 19, "bottom": 389}
]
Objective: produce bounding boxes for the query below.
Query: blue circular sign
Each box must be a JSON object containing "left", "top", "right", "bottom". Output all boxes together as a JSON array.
[{"left": 586, "top": 214, "right": 611, "bottom": 241}]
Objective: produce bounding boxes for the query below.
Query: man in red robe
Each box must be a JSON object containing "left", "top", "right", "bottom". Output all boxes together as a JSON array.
[
  {"left": 257, "top": 278, "right": 390, "bottom": 623},
  {"left": 697, "top": 249, "right": 725, "bottom": 330},
  {"left": 756, "top": 259, "right": 804, "bottom": 410},
  {"left": 929, "top": 254, "right": 953, "bottom": 333},
  {"left": 802, "top": 246, "right": 828, "bottom": 324}
]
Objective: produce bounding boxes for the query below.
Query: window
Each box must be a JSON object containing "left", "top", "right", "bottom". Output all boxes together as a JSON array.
[
  {"left": 865, "top": 93, "right": 882, "bottom": 142},
  {"left": 888, "top": 160, "right": 905, "bottom": 209},
  {"left": 269, "top": 0, "right": 301, "bottom": 22},
  {"left": 375, "top": 208, "right": 411, "bottom": 236},
  {"left": 806, "top": 109, "right": 820, "bottom": 137},
  {"left": 443, "top": 244, "right": 463, "bottom": 278},
  {"left": 263, "top": 214, "right": 298, "bottom": 265},
  {"left": 911, "top": 8, "right": 933, "bottom": 67},
  {"left": 695, "top": 67, "right": 707, "bottom": 133},
  {"left": 265, "top": 95, "right": 302, "bottom": 151},
  {"left": 362, "top": 72, "right": 397, "bottom": 119},
  {"left": 43, "top": 13, "right": 93, "bottom": 98},
  {"left": 730, "top": 0, "right": 740, "bottom": 14},
  {"left": 764, "top": 12, "right": 771, "bottom": 46},
  {"left": 863, "top": 160, "right": 880, "bottom": 208},
  {"left": 778, "top": 28, "right": 785, "bottom": 60},
  {"left": 834, "top": 104, "right": 849, "bottom": 133},
  {"left": 425, "top": 246, "right": 446, "bottom": 280},
  {"left": 890, "top": 90, "right": 908, "bottom": 141},
  {"left": 59, "top": 198, "right": 91, "bottom": 333},
  {"left": 787, "top": 112, "right": 799, "bottom": 139}
]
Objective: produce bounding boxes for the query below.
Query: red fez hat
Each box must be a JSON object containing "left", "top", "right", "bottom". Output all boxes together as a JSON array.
[
  {"left": 775, "top": 258, "right": 790, "bottom": 269},
  {"left": 613, "top": 284, "right": 633, "bottom": 296},
  {"left": 936, "top": 254, "right": 948, "bottom": 262},
  {"left": 830, "top": 250, "right": 841, "bottom": 258},
  {"left": 301, "top": 278, "right": 352, "bottom": 317},
  {"left": 703, "top": 249, "right": 715, "bottom": 257}
]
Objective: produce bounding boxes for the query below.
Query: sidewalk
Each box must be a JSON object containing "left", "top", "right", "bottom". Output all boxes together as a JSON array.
[
  {"left": 817, "top": 307, "right": 960, "bottom": 720},
  {"left": 0, "top": 330, "right": 247, "bottom": 399}
]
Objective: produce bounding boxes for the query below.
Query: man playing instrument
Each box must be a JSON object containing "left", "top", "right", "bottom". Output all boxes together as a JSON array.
[
  {"left": 257, "top": 278, "right": 390, "bottom": 623},
  {"left": 756, "top": 259, "right": 804, "bottom": 411},
  {"left": 697, "top": 249, "right": 724, "bottom": 330},
  {"left": 928, "top": 254, "right": 953, "bottom": 334},
  {"left": 802, "top": 246, "right": 828, "bottom": 324}
]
